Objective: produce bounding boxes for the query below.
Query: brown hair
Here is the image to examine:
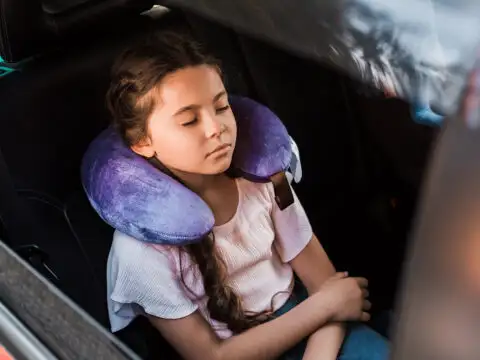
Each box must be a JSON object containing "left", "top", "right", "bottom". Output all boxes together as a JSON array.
[{"left": 106, "top": 31, "right": 270, "bottom": 333}]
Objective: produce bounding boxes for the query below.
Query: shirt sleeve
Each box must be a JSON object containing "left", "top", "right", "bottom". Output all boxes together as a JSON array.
[
  {"left": 269, "top": 183, "right": 313, "bottom": 263},
  {"left": 107, "top": 231, "right": 197, "bottom": 332}
]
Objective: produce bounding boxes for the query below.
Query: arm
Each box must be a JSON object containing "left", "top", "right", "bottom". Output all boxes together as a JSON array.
[
  {"left": 149, "top": 290, "right": 335, "bottom": 360},
  {"left": 290, "top": 234, "right": 346, "bottom": 360}
]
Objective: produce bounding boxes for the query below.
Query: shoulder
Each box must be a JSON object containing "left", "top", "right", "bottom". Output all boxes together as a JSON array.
[
  {"left": 107, "top": 231, "right": 197, "bottom": 331},
  {"left": 110, "top": 230, "right": 178, "bottom": 274},
  {"left": 112, "top": 230, "right": 175, "bottom": 256},
  {"left": 236, "top": 178, "right": 275, "bottom": 204},
  {"left": 107, "top": 231, "right": 189, "bottom": 303},
  {"left": 111, "top": 230, "right": 144, "bottom": 256}
]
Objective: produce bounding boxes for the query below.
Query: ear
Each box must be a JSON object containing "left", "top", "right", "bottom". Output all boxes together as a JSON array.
[{"left": 131, "top": 137, "right": 155, "bottom": 158}]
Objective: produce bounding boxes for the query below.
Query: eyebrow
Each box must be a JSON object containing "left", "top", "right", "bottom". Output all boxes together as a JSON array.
[{"left": 173, "top": 91, "right": 227, "bottom": 116}]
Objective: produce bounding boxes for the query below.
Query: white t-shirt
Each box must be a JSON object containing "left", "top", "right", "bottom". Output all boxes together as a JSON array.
[{"left": 107, "top": 178, "right": 313, "bottom": 339}]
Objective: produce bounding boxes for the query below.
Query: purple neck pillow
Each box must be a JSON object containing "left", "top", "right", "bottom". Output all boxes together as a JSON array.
[{"left": 81, "top": 96, "right": 292, "bottom": 246}]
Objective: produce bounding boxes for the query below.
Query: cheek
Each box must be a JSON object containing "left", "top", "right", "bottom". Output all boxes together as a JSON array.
[
  {"left": 150, "top": 127, "right": 203, "bottom": 167},
  {"left": 227, "top": 116, "right": 237, "bottom": 142}
]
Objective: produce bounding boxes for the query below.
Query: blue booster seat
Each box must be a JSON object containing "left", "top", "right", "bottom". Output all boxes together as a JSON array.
[{"left": 82, "top": 96, "right": 300, "bottom": 246}]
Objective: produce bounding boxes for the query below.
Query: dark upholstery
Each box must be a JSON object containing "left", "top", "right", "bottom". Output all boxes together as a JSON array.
[
  {"left": 0, "top": 8, "right": 191, "bottom": 359},
  {"left": 0, "top": 0, "right": 154, "bottom": 62},
  {"left": 0, "top": 0, "right": 46, "bottom": 62}
]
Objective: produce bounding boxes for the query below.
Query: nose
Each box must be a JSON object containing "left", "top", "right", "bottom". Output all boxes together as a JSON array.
[{"left": 203, "top": 112, "right": 223, "bottom": 139}]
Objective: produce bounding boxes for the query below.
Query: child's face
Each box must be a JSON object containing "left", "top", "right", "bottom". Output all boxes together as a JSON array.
[{"left": 132, "top": 65, "right": 237, "bottom": 175}]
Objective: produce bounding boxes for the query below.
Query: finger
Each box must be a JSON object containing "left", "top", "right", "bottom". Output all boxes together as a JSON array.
[
  {"left": 354, "top": 277, "right": 369, "bottom": 288},
  {"left": 333, "top": 271, "right": 349, "bottom": 279},
  {"left": 362, "top": 289, "right": 369, "bottom": 298},
  {"left": 360, "top": 312, "right": 371, "bottom": 322},
  {"left": 363, "top": 300, "right": 372, "bottom": 311}
]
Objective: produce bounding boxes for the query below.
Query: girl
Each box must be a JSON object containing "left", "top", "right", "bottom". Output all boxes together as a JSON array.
[{"left": 106, "top": 31, "right": 389, "bottom": 360}]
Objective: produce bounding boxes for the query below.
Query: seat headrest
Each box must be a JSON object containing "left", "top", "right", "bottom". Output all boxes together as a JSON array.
[{"left": 82, "top": 95, "right": 292, "bottom": 246}]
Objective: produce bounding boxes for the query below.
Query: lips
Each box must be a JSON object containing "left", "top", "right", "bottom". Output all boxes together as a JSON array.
[{"left": 207, "top": 143, "right": 231, "bottom": 157}]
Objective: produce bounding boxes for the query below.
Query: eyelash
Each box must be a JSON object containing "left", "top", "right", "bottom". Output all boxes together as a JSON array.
[
  {"left": 216, "top": 105, "right": 230, "bottom": 113},
  {"left": 182, "top": 105, "right": 230, "bottom": 126},
  {"left": 183, "top": 118, "right": 198, "bottom": 126}
]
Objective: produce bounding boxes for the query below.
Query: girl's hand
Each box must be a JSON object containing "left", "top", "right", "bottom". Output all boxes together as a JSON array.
[{"left": 316, "top": 272, "right": 371, "bottom": 322}]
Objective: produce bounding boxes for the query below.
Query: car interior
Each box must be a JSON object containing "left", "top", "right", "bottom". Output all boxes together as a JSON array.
[{"left": 0, "top": 1, "right": 439, "bottom": 359}]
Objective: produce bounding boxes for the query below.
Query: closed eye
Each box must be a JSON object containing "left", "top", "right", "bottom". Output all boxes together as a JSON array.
[
  {"left": 216, "top": 105, "right": 230, "bottom": 114},
  {"left": 182, "top": 117, "right": 198, "bottom": 126}
]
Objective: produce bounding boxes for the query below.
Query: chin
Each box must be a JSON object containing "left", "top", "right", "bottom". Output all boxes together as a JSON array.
[{"left": 207, "top": 156, "right": 233, "bottom": 175}]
